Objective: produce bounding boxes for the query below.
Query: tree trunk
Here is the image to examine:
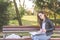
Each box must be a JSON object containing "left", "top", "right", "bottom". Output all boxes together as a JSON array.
[
  {"left": 54, "top": 12, "right": 56, "bottom": 26},
  {"left": 53, "top": 0, "right": 57, "bottom": 26},
  {"left": 13, "top": 0, "right": 22, "bottom": 25}
]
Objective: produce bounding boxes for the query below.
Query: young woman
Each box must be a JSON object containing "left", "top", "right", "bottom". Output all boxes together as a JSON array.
[{"left": 31, "top": 11, "right": 55, "bottom": 40}]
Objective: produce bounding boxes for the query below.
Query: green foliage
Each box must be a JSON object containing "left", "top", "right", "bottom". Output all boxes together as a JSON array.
[
  {"left": 35, "top": 0, "right": 44, "bottom": 10},
  {"left": 34, "top": 0, "right": 60, "bottom": 25},
  {"left": 35, "top": 0, "right": 60, "bottom": 13},
  {"left": 0, "top": 1, "right": 9, "bottom": 31},
  {"left": 56, "top": 8, "right": 60, "bottom": 14},
  {"left": 7, "top": 2, "right": 16, "bottom": 20},
  {"left": 19, "top": 6, "right": 25, "bottom": 18}
]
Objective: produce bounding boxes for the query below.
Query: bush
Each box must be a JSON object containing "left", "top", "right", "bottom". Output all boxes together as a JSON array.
[{"left": 0, "top": 2, "right": 9, "bottom": 32}]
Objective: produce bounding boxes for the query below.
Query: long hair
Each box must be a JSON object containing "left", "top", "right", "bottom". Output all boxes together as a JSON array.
[{"left": 37, "top": 11, "right": 48, "bottom": 27}]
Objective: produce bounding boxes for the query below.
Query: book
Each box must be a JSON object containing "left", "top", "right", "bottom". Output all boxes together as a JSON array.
[
  {"left": 29, "top": 31, "right": 42, "bottom": 35},
  {"left": 29, "top": 29, "right": 46, "bottom": 35}
]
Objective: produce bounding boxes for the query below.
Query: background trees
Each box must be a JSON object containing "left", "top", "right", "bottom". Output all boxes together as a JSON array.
[
  {"left": 0, "top": 0, "right": 9, "bottom": 32},
  {"left": 35, "top": 0, "right": 60, "bottom": 26}
]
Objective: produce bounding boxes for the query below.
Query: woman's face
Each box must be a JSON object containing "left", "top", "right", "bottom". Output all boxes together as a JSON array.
[{"left": 38, "top": 13, "right": 45, "bottom": 19}]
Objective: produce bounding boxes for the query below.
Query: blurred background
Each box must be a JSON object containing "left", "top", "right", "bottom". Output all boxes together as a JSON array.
[{"left": 0, "top": 0, "right": 60, "bottom": 38}]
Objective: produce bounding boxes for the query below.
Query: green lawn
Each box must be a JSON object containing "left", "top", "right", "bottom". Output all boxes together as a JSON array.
[{"left": 9, "top": 15, "right": 38, "bottom": 26}]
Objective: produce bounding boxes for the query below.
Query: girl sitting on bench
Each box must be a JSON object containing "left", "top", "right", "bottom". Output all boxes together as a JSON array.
[{"left": 31, "top": 11, "right": 55, "bottom": 40}]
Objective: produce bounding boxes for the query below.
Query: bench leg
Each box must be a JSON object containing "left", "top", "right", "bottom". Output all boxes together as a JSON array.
[{"left": 3, "top": 34, "right": 6, "bottom": 39}]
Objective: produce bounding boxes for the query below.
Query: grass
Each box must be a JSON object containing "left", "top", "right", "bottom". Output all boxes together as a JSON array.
[
  {"left": 9, "top": 15, "right": 38, "bottom": 26},
  {"left": 22, "top": 15, "right": 38, "bottom": 25},
  {"left": 9, "top": 20, "right": 19, "bottom": 25}
]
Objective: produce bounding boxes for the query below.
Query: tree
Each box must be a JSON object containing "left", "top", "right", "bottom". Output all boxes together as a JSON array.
[
  {"left": 13, "top": 0, "right": 22, "bottom": 25},
  {"left": 34, "top": 0, "right": 60, "bottom": 26},
  {"left": 19, "top": 0, "right": 25, "bottom": 18},
  {"left": 7, "top": 1, "right": 16, "bottom": 20},
  {"left": 0, "top": 0, "right": 9, "bottom": 32},
  {"left": 48, "top": 0, "right": 60, "bottom": 25}
]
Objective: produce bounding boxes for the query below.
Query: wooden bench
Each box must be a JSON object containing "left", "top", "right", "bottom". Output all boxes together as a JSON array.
[
  {"left": 3, "top": 25, "right": 60, "bottom": 40},
  {"left": 3, "top": 26, "right": 40, "bottom": 38}
]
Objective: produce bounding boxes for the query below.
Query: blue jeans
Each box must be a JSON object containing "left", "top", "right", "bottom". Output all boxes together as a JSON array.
[{"left": 31, "top": 34, "right": 51, "bottom": 40}]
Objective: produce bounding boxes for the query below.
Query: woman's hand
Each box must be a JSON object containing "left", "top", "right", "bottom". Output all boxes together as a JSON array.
[
  {"left": 42, "top": 29, "right": 46, "bottom": 32},
  {"left": 37, "top": 29, "right": 42, "bottom": 33},
  {"left": 37, "top": 29, "right": 46, "bottom": 34}
]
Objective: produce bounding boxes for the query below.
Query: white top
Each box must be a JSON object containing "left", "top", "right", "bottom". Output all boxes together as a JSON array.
[
  {"left": 41, "top": 21, "right": 46, "bottom": 33},
  {"left": 42, "top": 21, "right": 46, "bottom": 30}
]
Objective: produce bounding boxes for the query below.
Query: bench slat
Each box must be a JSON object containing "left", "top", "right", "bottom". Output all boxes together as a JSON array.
[
  {"left": 3, "top": 28, "right": 39, "bottom": 31},
  {"left": 0, "top": 38, "right": 60, "bottom": 40}
]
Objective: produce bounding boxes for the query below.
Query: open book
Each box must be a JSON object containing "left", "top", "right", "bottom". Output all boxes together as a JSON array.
[
  {"left": 29, "top": 29, "right": 45, "bottom": 35},
  {"left": 29, "top": 31, "right": 42, "bottom": 35}
]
